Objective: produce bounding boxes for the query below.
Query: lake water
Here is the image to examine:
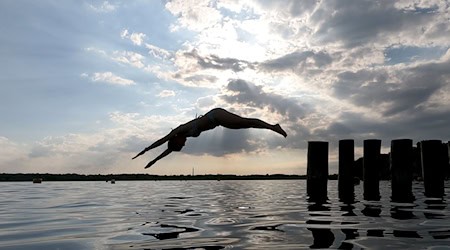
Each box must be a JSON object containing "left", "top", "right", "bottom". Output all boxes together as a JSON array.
[{"left": 0, "top": 180, "right": 449, "bottom": 249}]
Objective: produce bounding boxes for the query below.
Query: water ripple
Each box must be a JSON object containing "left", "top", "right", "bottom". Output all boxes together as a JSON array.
[{"left": 0, "top": 180, "right": 449, "bottom": 249}]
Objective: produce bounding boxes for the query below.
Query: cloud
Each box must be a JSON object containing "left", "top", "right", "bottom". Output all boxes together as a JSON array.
[
  {"left": 252, "top": 0, "right": 318, "bottom": 18},
  {"left": 130, "top": 32, "right": 146, "bottom": 46},
  {"left": 26, "top": 132, "right": 126, "bottom": 173},
  {"left": 221, "top": 79, "right": 313, "bottom": 150},
  {"left": 332, "top": 57, "right": 450, "bottom": 117},
  {"left": 120, "top": 29, "right": 172, "bottom": 60},
  {"left": 223, "top": 79, "right": 311, "bottom": 122},
  {"left": 317, "top": 108, "right": 450, "bottom": 144},
  {"left": 165, "top": 0, "right": 223, "bottom": 31},
  {"left": 112, "top": 51, "right": 146, "bottom": 69},
  {"left": 89, "top": 72, "right": 135, "bottom": 86},
  {"left": 260, "top": 50, "right": 333, "bottom": 72},
  {"left": 183, "top": 50, "right": 255, "bottom": 72},
  {"left": 120, "top": 29, "right": 129, "bottom": 39},
  {"left": 15, "top": 111, "right": 179, "bottom": 173},
  {"left": 87, "top": 1, "right": 116, "bottom": 13},
  {"left": 30, "top": 134, "right": 96, "bottom": 157},
  {"left": 180, "top": 74, "right": 218, "bottom": 85},
  {"left": 145, "top": 43, "right": 172, "bottom": 60},
  {"left": 157, "top": 90, "right": 176, "bottom": 97},
  {"left": 0, "top": 136, "right": 25, "bottom": 163},
  {"left": 309, "top": 0, "right": 444, "bottom": 48},
  {"left": 166, "top": 50, "right": 224, "bottom": 87}
]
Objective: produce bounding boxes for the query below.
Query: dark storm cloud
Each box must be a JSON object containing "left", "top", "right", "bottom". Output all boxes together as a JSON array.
[
  {"left": 185, "top": 49, "right": 333, "bottom": 75},
  {"left": 313, "top": 112, "right": 380, "bottom": 141},
  {"left": 184, "top": 50, "right": 255, "bottom": 72},
  {"left": 221, "top": 79, "right": 312, "bottom": 150},
  {"left": 260, "top": 50, "right": 332, "bottom": 72},
  {"left": 320, "top": 109, "right": 450, "bottom": 144},
  {"left": 287, "top": 0, "right": 319, "bottom": 16},
  {"left": 310, "top": 0, "right": 437, "bottom": 48},
  {"left": 392, "top": 109, "right": 450, "bottom": 140},
  {"left": 333, "top": 58, "right": 450, "bottom": 117},
  {"left": 223, "top": 79, "right": 311, "bottom": 122},
  {"left": 325, "top": 57, "right": 450, "bottom": 144}
]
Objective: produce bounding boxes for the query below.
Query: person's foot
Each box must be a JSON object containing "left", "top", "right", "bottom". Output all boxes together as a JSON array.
[{"left": 274, "top": 124, "right": 287, "bottom": 137}]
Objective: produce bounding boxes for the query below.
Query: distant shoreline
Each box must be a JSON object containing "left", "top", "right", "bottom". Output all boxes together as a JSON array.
[{"left": 0, "top": 173, "right": 340, "bottom": 182}]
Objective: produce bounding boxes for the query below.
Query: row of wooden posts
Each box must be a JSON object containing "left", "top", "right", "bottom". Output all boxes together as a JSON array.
[{"left": 307, "top": 139, "right": 449, "bottom": 203}]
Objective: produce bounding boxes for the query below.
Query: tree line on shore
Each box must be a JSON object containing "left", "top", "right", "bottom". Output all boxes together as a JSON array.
[{"left": 0, "top": 173, "right": 334, "bottom": 182}]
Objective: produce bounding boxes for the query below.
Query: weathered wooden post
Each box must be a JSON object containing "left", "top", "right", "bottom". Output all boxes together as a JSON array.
[
  {"left": 338, "top": 139, "right": 354, "bottom": 202},
  {"left": 390, "top": 139, "right": 414, "bottom": 202},
  {"left": 307, "top": 141, "right": 329, "bottom": 202},
  {"left": 445, "top": 141, "right": 450, "bottom": 179},
  {"left": 420, "top": 140, "right": 446, "bottom": 198},
  {"left": 363, "top": 139, "right": 381, "bottom": 201},
  {"left": 412, "top": 145, "right": 422, "bottom": 180}
]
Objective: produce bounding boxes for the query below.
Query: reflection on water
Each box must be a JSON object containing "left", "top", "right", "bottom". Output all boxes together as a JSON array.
[{"left": 0, "top": 180, "right": 449, "bottom": 249}]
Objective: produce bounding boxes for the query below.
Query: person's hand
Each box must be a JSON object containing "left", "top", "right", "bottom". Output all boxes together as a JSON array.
[{"left": 132, "top": 147, "right": 151, "bottom": 159}]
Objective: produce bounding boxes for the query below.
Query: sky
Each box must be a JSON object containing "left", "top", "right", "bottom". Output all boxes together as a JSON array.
[{"left": 1, "top": 0, "right": 449, "bottom": 175}]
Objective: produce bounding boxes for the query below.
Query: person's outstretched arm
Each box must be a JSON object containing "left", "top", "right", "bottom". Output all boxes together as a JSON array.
[
  {"left": 132, "top": 128, "right": 180, "bottom": 159},
  {"left": 144, "top": 148, "right": 173, "bottom": 169}
]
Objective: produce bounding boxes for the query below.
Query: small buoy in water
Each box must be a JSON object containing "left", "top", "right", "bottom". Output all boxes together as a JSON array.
[
  {"left": 110, "top": 179, "right": 115, "bottom": 184},
  {"left": 33, "top": 178, "right": 42, "bottom": 183}
]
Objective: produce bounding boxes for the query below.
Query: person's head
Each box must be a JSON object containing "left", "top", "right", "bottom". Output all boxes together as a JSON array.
[{"left": 168, "top": 135, "right": 187, "bottom": 151}]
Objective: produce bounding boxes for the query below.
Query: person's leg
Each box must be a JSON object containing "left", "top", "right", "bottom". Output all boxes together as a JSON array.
[{"left": 208, "top": 108, "right": 287, "bottom": 137}]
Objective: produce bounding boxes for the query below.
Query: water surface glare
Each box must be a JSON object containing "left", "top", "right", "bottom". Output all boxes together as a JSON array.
[{"left": 1, "top": 180, "right": 449, "bottom": 249}]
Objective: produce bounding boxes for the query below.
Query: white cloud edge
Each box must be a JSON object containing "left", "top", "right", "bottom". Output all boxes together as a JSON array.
[{"left": 82, "top": 72, "right": 135, "bottom": 86}]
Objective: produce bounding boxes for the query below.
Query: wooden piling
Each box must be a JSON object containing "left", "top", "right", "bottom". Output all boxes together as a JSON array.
[
  {"left": 363, "top": 139, "right": 381, "bottom": 201},
  {"left": 420, "top": 140, "right": 446, "bottom": 198},
  {"left": 445, "top": 141, "right": 450, "bottom": 179},
  {"left": 390, "top": 139, "right": 414, "bottom": 202},
  {"left": 412, "top": 145, "right": 422, "bottom": 180},
  {"left": 338, "top": 139, "right": 354, "bottom": 202},
  {"left": 307, "top": 141, "right": 329, "bottom": 202}
]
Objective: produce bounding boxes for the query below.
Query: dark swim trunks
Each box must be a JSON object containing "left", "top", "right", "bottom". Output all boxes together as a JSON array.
[
  {"left": 188, "top": 111, "right": 218, "bottom": 137},
  {"left": 206, "top": 112, "right": 218, "bottom": 126}
]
